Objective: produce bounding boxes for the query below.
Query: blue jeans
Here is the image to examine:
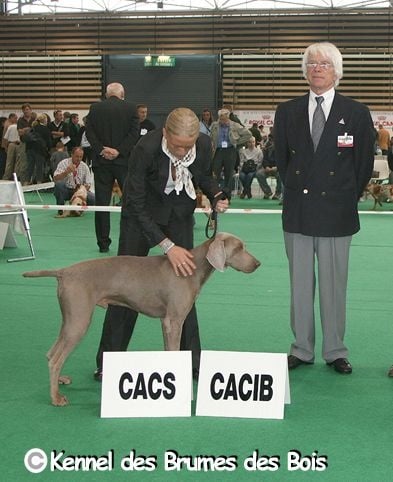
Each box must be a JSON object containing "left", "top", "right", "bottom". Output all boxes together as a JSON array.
[
  {"left": 239, "top": 170, "right": 256, "bottom": 196},
  {"left": 256, "top": 168, "right": 282, "bottom": 197},
  {"left": 54, "top": 180, "right": 95, "bottom": 206}
]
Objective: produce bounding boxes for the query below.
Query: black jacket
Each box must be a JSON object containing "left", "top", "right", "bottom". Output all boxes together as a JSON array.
[
  {"left": 122, "top": 129, "right": 221, "bottom": 246},
  {"left": 86, "top": 96, "right": 139, "bottom": 168}
]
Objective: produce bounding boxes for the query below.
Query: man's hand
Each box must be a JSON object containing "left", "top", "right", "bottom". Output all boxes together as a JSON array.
[{"left": 100, "top": 146, "right": 119, "bottom": 160}]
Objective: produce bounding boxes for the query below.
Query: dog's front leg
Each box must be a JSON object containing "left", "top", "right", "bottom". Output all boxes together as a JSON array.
[{"left": 161, "top": 316, "right": 183, "bottom": 351}]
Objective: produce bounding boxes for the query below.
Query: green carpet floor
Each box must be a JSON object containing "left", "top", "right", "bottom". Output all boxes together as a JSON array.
[{"left": 1, "top": 191, "right": 393, "bottom": 481}]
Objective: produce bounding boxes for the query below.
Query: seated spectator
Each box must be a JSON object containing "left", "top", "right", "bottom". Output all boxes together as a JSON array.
[
  {"left": 53, "top": 146, "right": 95, "bottom": 216},
  {"left": 50, "top": 141, "right": 68, "bottom": 175},
  {"left": 238, "top": 136, "right": 263, "bottom": 199},
  {"left": 256, "top": 133, "right": 282, "bottom": 200}
]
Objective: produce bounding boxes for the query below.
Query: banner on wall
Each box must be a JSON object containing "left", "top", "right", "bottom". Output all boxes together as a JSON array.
[{"left": 237, "top": 110, "right": 393, "bottom": 132}]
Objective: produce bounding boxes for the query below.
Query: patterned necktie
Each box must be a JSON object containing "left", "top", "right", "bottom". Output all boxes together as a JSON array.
[{"left": 311, "top": 96, "right": 326, "bottom": 151}]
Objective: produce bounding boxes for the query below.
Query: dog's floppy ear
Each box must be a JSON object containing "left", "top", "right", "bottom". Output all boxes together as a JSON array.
[{"left": 206, "top": 237, "right": 226, "bottom": 272}]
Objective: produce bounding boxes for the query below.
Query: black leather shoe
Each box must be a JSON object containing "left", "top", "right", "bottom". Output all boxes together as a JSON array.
[
  {"left": 327, "top": 358, "right": 352, "bottom": 374},
  {"left": 287, "top": 355, "right": 312, "bottom": 370},
  {"left": 93, "top": 368, "right": 102, "bottom": 382},
  {"left": 99, "top": 247, "right": 109, "bottom": 253}
]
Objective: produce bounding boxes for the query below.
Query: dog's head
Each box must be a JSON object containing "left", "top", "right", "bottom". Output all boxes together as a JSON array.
[{"left": 206, "top": 232, "right": 261, "bottom": 273}]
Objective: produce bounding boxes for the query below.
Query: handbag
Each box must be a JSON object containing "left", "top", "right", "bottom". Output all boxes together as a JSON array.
[{"left": 241, "top": 159, "right": 257, "bottom": 174}]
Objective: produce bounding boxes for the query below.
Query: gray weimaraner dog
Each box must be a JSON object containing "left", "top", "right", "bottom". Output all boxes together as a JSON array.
[{"left": 23, "top": 232, "right": 260, "bottom": 406}]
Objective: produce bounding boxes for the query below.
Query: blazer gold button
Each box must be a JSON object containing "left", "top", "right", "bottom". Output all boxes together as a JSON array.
[
  {"left": 337, "top": 152, "right": 341, "bottom": 156},
  {"left": 329, "top": 171, "right": 335, "bottom": 175},
  {"left": 303, "top": 189, "right": 308, "bottom": 194},
  {"left": 321, "top": 191, "right": 326, "bottom": 196},
  {"left": 295, "top": 170, "right": 300, "bottom": 175}
]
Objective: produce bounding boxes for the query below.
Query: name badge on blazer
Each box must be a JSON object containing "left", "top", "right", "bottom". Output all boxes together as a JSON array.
[{"left": 337, "top": 133, "right": 353, "bottom": 148}]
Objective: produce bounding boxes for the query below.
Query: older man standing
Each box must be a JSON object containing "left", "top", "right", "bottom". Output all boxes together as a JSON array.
[
  {"left": 210, "top": 108, "right": 251, "bottom": 198},
  {"left": 274, "top": 42, "right": 375, "bottom": 374},
  {"left": 86, "top": 82, "right": 139, "bottom": 252}
]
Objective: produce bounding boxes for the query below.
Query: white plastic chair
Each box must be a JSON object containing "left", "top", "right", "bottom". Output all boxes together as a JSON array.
[{"left": 370, "top": 156, "right": 390, "bottom": 184}]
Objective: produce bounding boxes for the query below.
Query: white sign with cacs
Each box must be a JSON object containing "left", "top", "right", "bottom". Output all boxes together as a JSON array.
[
  {"left": 196, "top": 351, "right": 290, "bottom": 420},
  {"left": 101, "top": 351, "right": 192, "bottom": 418}
]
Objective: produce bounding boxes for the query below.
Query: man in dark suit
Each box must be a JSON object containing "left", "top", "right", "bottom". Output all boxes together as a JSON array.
[
  {"left": 274, "top": 42, "right": 375, "bottom": 374},
  {"left": 94, "top": 107, "right": 229, "bottom": 381},
  {"left": 86, "top": 82, "right": 139, "bottom": 252}
]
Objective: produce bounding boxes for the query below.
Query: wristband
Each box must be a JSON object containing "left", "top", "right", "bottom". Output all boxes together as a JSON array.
[{"left": 160, "top": 239, "right": 175, "bottom": 255}]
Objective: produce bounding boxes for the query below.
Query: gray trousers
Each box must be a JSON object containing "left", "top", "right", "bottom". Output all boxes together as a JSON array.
[{"left": 284, "top": 232, "right": 352, "bottom": 363}]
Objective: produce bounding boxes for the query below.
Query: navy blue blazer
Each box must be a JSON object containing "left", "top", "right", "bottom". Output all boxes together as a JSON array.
[
  {"left": 122, "top": 129, "right": 221, "bottom": 246},
  {"left": 274, "top": 92, "right": 375, "bottom": 237}
]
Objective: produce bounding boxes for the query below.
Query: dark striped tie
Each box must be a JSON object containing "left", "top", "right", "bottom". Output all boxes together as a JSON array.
[{"left": 311, "top": 96, "right": 326, "bottom": 151}]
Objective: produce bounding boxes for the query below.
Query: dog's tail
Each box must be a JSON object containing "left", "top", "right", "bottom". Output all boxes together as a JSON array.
[{"left": 23, "top": 270, "right": 59, "bottom": 278}]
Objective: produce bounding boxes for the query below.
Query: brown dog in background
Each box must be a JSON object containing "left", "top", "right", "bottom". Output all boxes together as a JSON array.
[
  {"left": 111, "top": 180, "right": 122, "bottom": 206},
  {"left": 365, "top": 183, "right": 393, "bottom": 210},
  {"left": 55, "top": 185, "right": 88, "bottom": 218}
]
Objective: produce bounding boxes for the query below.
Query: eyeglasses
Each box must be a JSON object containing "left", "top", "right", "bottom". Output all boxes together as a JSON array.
[{"left": 306, "top": 62, "right": 332, "bottom": 70}]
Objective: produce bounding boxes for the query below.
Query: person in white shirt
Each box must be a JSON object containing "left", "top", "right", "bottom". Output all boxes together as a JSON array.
[{"left": 53, "top": 146, "right": 95, "bottom": 215}]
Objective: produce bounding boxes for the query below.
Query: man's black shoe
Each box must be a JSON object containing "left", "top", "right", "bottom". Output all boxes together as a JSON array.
[
  {"left": 93, "top": 368, "right": 102, "bottom": 382},
  {"left": 327, "top": 358, "right": 352, "bottom": 374},
  {"left": 287, "top": 355, "right": 312, "bottom": 370},
  {"left": 99, "top": 247, "right": 109, "bottom": 253}
]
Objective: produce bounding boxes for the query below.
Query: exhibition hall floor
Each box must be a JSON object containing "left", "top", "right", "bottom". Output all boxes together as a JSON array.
[{"left": 1, "top": 192, "right": 393, "bottom": 481}]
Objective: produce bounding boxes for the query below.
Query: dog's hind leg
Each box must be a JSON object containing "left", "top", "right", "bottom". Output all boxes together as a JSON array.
[{"left": 48, "top": 313, "right": 94, "bottom": 406}]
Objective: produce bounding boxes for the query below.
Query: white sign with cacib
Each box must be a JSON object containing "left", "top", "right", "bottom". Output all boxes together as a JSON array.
[
  {"left": 196, "top": 351, "right": 290, "bottom": 420},
  {"left": 100, "top": 351, "right": 192, "bottom": 418}
]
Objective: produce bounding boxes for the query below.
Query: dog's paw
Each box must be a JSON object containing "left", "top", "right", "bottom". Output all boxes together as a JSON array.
[
  {"left": 52, "top": 393, "right": 69, "bottom": 406},
  {"left": 58, "top": 375, "right": 72, "bottom": 385}
]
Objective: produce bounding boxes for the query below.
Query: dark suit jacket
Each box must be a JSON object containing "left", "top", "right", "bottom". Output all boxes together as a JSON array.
[
  {"left": 86, "top": 96, "right": 139, "bottom": 168},
  {"left": 275, "top": 91, "right": 375, "bottom": 237},
  {"left": 122, "top": 129, "right": 221, "bottom": 246}
]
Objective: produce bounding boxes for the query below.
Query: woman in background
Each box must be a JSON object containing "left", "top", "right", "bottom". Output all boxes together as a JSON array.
[{"left": 199, "top": 108, "right": 214, "bottom": 136}]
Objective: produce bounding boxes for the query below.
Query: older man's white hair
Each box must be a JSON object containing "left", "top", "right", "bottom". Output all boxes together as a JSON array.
[
  {"left": 302, "top": 42, "right": 343, "bottom": 87},
  {"left": 218, "top": 108, "right": 230, "bottom": 118}
]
